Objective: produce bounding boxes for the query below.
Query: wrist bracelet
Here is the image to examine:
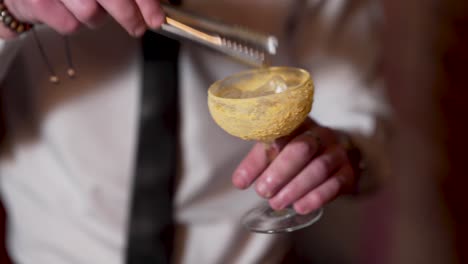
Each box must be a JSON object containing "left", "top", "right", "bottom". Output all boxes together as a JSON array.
[{"left": 0, "top": 0, "right": 33, "bottom": 34}]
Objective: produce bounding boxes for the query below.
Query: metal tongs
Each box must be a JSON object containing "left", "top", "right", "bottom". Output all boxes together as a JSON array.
[{"left": 155, "top": 3, "right": 278, "bottom": 67}]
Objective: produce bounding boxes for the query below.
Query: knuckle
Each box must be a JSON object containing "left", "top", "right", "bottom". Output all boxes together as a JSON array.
[
  {"left": 313, "top": 158, "right": 331, "bottom": 176},
  {"left": 264, "top": 172, "right": 281, "bottom": 188},
  {"left": 255, "top": 173, "right": 281, "bottom": 198},
  {"left": 120, "top": 7, "right": 142, "bottom": 27},
  {"left": 294, "top": 140, "right": 314, "bottom": 158}
]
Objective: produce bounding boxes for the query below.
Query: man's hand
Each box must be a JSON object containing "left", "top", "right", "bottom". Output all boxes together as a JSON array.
[
  {"left": 3, "top": 0, "right": 165, "bottom": 37},
  {"left": 232, "top": 118, "right": 358, "bottom": 215}
]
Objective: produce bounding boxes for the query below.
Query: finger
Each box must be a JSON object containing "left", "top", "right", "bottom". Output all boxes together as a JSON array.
[
  {"left": 135, "top": 0, "right": 165, "bottom": 29},
  {"left": 293, "top": 165, "right": 353, "bottom": 215},
  {"left": 254, "top": 130, "right": 323, "bottom": 199},
  {"left": 60, "top": 0, "right": 106, "bottom": 28},
  {"left": 97, "top": 0, "right": 146, "bottom": 36},
  {"left": 232, "top": 143, "right": 274, "bottom": 189},
  {"left": 268, "top": 145, "right": 347, "bottom": 210},
  {"left": 9, "top": 0, "right": 80, "bottom": 34}
]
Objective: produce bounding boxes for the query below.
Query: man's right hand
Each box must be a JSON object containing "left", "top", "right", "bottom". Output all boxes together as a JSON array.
[{"left": 2, "top": 0, "right": 165, "bottom": 38}]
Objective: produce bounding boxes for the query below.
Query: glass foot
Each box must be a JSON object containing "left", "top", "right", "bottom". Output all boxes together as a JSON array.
[{"left": 241, "top": 203, "right": 323, "bottom": 234}]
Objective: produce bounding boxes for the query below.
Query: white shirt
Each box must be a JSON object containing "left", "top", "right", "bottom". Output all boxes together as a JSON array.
[{"left": 0, "top": 1, "right": 387, "bottom": 263}]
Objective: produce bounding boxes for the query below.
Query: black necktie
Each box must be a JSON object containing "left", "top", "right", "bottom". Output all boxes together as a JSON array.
[{"left": 125, "top": 31, "right": 180, "bottom": 264}]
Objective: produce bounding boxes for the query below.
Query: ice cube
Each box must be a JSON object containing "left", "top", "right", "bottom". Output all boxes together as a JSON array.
[
  {"left": 254, "top": 75, "right": 288, "bottom": 97},
  {"left": 222, "top": 76, "right": 289, "bottom": 99},
  {"left": 271, "top": 76, "right": 288, "bottom": 94}
]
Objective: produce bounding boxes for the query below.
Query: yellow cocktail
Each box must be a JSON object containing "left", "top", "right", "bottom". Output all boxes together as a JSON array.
[
  {"left": 208, "top": 67, "right": 313, "bottom": 142},
  {"left": 207, "top": 67, "right": 323, "bottom": 233}
]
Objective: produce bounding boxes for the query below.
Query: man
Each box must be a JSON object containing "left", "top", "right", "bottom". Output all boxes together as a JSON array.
[{"left": 0, "top": 0, "right": 388, "bottom": 263}]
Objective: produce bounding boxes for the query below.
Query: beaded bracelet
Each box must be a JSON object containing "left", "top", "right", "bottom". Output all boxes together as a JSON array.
[{"left": 0, "top": 0, "right": 33, "bottom": 34}]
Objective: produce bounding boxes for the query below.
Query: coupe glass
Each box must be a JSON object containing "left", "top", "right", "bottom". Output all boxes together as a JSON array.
[{"left": 207, "top": 66, "right": 323, "bottom": 233}]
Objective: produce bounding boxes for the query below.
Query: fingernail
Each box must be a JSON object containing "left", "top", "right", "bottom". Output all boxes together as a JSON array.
[
  {"left": 256, "top": 182, "right": 272, "bottom": 198},
  {"left": 296, "top": 204, "right": 318, "bottom": 215},
  {"left": 294, "top": 203, "right": 308, "bottom": 215},
  {"left": 273, "top": 190, "right": 291, "bottom": 210},
  {"left": 133, "top": 25, "right": 147, "bottom": 37},
  {"left": 233, "top": 169, "right": 248, "bottom": 189},
  {"left": 270, "top": 199, "right": 285, "bottom": 211},
  {"left": 151, "top": 13, "right": 165, "bottom": 29}
]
